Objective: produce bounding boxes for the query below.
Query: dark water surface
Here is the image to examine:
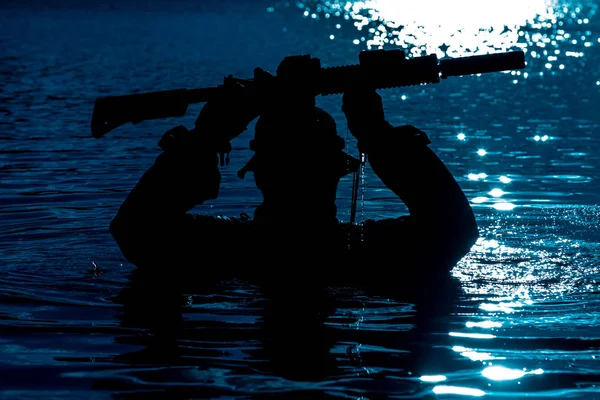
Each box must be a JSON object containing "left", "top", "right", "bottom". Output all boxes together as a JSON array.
[{"left": 2, "top": 0, "right": 600, "bottom": 398}]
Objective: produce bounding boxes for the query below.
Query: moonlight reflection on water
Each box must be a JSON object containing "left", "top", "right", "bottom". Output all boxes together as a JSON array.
[{"left": 287, "top": 0, "right": 598, "bottom": 66}]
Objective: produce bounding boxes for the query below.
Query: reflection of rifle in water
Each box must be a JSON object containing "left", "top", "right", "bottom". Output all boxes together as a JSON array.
[{"left": 91, "top": 49, "right": 526, "bottom": 138}]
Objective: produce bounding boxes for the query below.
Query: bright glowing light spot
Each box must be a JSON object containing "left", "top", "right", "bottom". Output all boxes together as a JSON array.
[
  {"left": 433, "top": 386, "right": 485, "bottom": 397},
  {"left": 452, "top": 346, "right": 468, "bottom": 352},
  {"left": 452, "top": 346, "right": 506, "bottom": 361},
  {"left": 466, "top": 320, "right": 503, "bottom": 329},
  {"left": 457, "top": 133, "right": 466, "bottom": 140},
  {"left": 468, "top": 173, "right": 480, "bottom": 181},
  {"left": 566, "top": 51, "right": 584, "bottom": 57},
  {"left": 462, "top": 351, "right": 499, "bottom": 361},
  {"left": 477, "top": 149, "right": 487, "bottom": 156},
  {"left": 303, "top": 11, "right": 309, "bottom": 17},
  {"left": 492, "top": 202, "right": 516, "bottom": 211},
  {"left": 472, "top": 196, "right": 489, "bottom": 204},
  {"left": 480, "top": 303, "right": 515, "bottom": 313},
  {"left": 499, "top": 176, "right": 512, "bottom": 183},
  {"left": 336, "top": 24, "right": 341, "bottom": 29},
  {"left": 478, "top": 173, "right": 488, "bottom": 179},
  {"left": 420, "top": 375, "right": 447, "bottom": 383},
  {"left": 489, "top": 188, "right": 505, "bottom": 197},
  {"left": 401, "top": 95, "right": 407, "bottom": 100},
  {"left": 545, "top": 63, "right": 552, "bottom": 69},
  {"left": 481, "top": 239, "right": 499, "bottom": 248},
  {"left": 597, "top": 81, "right": 600, "bottom": 85},
  {"left": 534, "top": 135, "right": 541, "bottom": 141},
  {"left": 482, "top": 366, "right": 525, "bottom": 381},
  {"left": 532, "top": 368, "right": 545, "bottom": 375},
  {"left": 541, "top": 135, "right": 549, "bottom": 141},
  {"left": 449, "top": 332, "right": 496, "bottom": 339},
  {"left": 353, "top": 39, "right": 360, "bottom": 45},
  {"left": 329, "top": 34, "right": 335, "bottom": 40}
]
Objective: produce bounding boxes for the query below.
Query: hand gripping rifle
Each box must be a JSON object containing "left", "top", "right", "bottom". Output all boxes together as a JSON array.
[{"left": 91, "top": 49, "right": 526, "bottom": 138}]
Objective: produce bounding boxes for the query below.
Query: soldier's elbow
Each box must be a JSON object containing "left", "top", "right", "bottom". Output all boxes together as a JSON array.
[{"left": 109, "top": 215, "right": 125, "bottom": 246}]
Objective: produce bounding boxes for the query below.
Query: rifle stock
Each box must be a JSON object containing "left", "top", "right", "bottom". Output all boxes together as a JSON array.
[
  {"left": 91, "top": 88, "right": 220, "bottom": 138},
  {"left": 91, "top": 50, "right": 525, "bottom": 138}
]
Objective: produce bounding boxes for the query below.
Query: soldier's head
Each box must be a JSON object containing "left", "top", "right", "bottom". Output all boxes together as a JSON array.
[{"left": 240, "top": 107, "right": 359, "bottom": 223}]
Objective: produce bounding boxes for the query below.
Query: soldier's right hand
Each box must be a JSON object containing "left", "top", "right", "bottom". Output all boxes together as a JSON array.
[{"left": 194, "top": 76, "right": 260, "bottom": 151}]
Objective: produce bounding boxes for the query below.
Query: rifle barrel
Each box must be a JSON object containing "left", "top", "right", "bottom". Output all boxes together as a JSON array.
[{"left": 439, "top": 51, "right": 526, "bottom": 78}]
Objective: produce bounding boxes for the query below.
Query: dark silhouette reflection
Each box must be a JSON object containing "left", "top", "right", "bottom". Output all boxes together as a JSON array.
[
  {"left": 256, "top": 281, "right": 339, "bottom": 382},
  {"left": 110, "top": 271, "right": 187, "bottom": 366},
  {"left": 94, "top": 267, "right": 460, "bottom": 399},
  {"left": 109, "top": 271, "right": 339, "bottom": 377}
]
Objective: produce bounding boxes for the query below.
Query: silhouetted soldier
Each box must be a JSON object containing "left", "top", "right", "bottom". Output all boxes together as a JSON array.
[
  {"left": 109, "top": 61, "right": 479, "bottom": 292},
  {"left": 105, "top": 60, "right": 479, "bottom": 388}
]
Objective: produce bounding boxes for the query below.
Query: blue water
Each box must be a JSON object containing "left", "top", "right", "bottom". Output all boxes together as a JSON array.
[{"left": 2, "top": 0, "right": 600, "bottom": 398}]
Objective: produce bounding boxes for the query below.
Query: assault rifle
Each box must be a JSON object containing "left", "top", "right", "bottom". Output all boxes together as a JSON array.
[{"left": 91, "top": 49, "right": 525, "bottom": 138}]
